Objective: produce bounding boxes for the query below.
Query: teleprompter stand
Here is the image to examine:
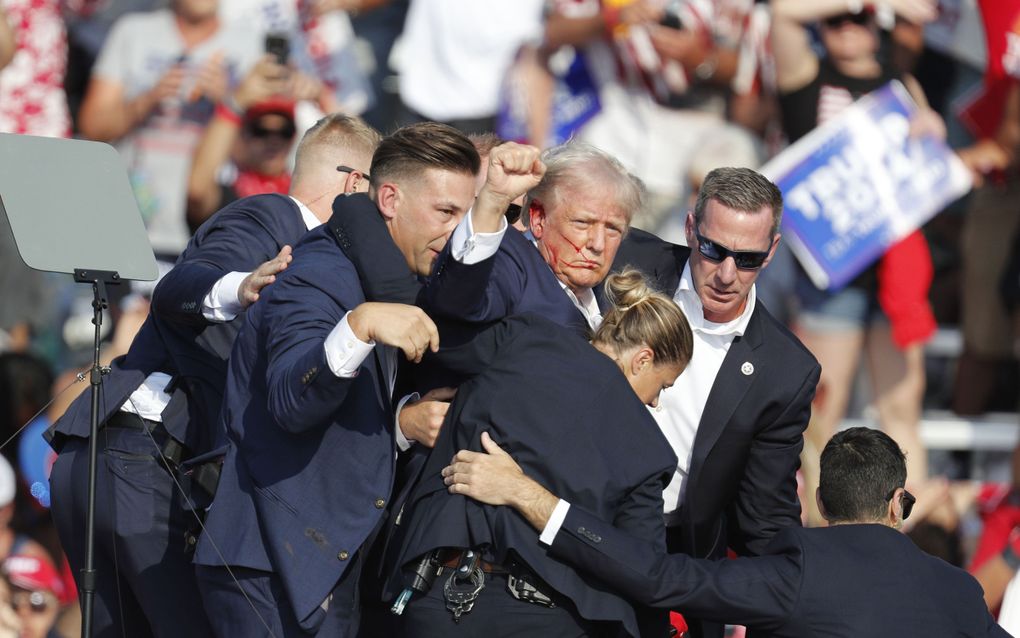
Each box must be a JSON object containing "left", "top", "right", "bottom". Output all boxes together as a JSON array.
[{"left": 0, "top": 134, "right": 157, "bottom": 638}]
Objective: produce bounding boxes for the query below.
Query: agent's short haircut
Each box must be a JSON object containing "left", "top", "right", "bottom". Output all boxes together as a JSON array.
[
  {"left": 370, "top": 122, "right": 480, "bottom": 188},
  {"left": 293, "top": 113, "right": 381, "bottom": 180},
  {"left": 693, "top": 167, "right": 784, "bottom": 236},
  {"left": 819, "top": 427, "right": 907, "bottom": 523},
  {"left": 525, "top": 141, "right": 643, "bottom": 225},
  {"left": 468, "top": 132, "right": 506, "bottom": 159}
]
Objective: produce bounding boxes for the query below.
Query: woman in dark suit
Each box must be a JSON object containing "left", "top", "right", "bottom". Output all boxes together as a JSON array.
[{"left": 386, "top": 269, "right": 693, "bottom": 638}]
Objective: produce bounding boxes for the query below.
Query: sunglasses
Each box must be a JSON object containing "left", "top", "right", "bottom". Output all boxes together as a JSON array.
[
  {"left": 10, "top": 590, "right": 54, "bottom": 614},
  {"left": 887, "top": 487, "right": 916, "bottom": 521},
  {"left": 822, "top": 11, "right": 872, "bottom": 28},
  {"left": 693, "top": 228, "right": 771, "bottom": 270},
  {"left": 247, "top": 122, "right": 296, "bottom": 140},
  {"left": 337, "top": 165, "right": 371, "bottom": 182}
]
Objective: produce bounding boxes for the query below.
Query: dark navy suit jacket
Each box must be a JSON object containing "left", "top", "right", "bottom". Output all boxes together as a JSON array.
[
  {"left": 387, "top": 314, "right": 677, "bottom": 638},
  {"left": 50, "top": 193, "right": 309, "bottom": 457},
  {"left": 609, "top": 229, "right": 821, "bottom": 638},
  {"left": 551, "top": 507, "right": 1010, "bottom": 637},
  {"left": 424, "top": 227, "right": 591, "bottom": 337},
  {"left": 194, "top": 225, "right": 396, "bottom": 632}
]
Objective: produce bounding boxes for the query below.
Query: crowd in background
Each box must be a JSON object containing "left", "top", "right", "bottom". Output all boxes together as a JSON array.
[{"left": 0, "top": 0, "right": 1018, "bottom": 635}]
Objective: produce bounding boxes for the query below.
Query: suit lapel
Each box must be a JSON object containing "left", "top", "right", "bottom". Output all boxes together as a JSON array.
[{"left": 690, "top": 307, "right": 765, "bottom": 473}]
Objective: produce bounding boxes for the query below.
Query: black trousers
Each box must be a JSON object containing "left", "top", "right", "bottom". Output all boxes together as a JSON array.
[
  {"left": 396, "top": 569, "right": 614, "bottom": 638},
  {"left": 49, "top": 426, "right": 213, "bottom": 638}
]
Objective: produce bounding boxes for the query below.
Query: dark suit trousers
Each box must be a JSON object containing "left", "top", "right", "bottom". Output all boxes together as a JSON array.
[
  {"left": 49, "top": 427, "right": 213, "bottom": 638},
  {"left": 196, "top": 556, "right": 365, "bottom": 638},
  {"left": 397, "top": 571, "right": 616, "bottom": 638}
]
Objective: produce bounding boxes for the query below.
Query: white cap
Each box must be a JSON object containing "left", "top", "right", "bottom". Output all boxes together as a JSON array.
[{"left": 0, "top": 456, "right": 16, "bottom": 508}]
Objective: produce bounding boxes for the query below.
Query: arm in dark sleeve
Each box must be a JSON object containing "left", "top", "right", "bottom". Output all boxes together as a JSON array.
[
  {"left": 427, "top": 314, "right": 531, "bottom": 378},
  {"left": 550, "top": 506, "right": 800, "bottom": 628},
  {"left": 728, "top": 362, "right": 821, "bottom": 556},
  {"left": 261, "top": 266, "right": 364, "bottom": 434},
  {"left": 328, "top": 193, "right": 421, "bottom": 305},
  {"left": 423, "top": 235, "right": 527, "bottom": 324},
  {"left": 611, "top": 461, "right": 676, "bottom": 635},
  {"left": 152, "top": 206, "right": 289, "bottom": 325}
]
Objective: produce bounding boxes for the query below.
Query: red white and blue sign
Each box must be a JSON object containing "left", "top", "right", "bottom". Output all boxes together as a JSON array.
[{"left": 761, "top": 81, "right": 971, "bottom": 290}]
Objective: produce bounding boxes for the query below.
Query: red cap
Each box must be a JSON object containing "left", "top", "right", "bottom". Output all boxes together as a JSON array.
[
  {"left": 243, "top": 97, "right": 296, "bottom": 126},
  {"left": 4, "top": 555, "right": 63, "bottom": 597}
]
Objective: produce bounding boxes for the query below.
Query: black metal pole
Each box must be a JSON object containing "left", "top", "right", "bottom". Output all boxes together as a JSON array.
[{"left": 74, "top": 269, "right": 119, "bottom": 638}]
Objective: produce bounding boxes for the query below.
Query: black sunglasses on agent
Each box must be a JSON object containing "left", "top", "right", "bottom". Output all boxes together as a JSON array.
[
  {"left": 886, "top": 487, "right": 916, "bottom": 521},
  {"left": 337, "top": 165, "right": 370, "bottom": 182},
  {"left": 693, "top": 228, "right": 771, "bottom": 270}
]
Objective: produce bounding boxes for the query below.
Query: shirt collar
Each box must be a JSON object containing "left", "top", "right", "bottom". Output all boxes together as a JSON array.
[
  {"left": 675, "top": 262, "right": 755, "bottom": 337},
  {"left": 290, "top": 196, "right": 322, "bottom": 231},
  {"left": 527, "top": 231, "right": 602, "bottom": 329}
]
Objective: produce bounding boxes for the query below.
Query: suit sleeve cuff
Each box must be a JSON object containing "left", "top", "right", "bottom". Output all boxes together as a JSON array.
[
  {"left": 324, "top": 312, "right": 375, "bottom": 378},
  {"left": 201, "top": 271, "right": 249, "bottom": 322},
  {"left": 394, "top": 392, "right": 420, "bottom": 452},
  {"left": 539, "top": 499, "right": 571, "bottom": 546},
  {"left": 450, "top": 208, "right": 507, "bottom": 265}
]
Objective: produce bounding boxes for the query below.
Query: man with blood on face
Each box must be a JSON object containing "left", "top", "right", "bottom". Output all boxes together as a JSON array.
[{"left": 424, "top": 141, "right": 640, "bottom": 338}]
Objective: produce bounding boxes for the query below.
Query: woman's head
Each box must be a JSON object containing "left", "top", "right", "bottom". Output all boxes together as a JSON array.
[{"left": 593, "top": 270, "right": 694, "bottom": 406}]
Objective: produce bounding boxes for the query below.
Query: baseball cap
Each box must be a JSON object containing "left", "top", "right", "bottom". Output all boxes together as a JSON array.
[{"left": 4, "top": 555, "right": 63, "bottom": 598}]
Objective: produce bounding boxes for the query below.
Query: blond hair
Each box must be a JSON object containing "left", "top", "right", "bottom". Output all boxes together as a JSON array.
[{"left": 593, "top": 269, "right": 693, "bottom": 367}]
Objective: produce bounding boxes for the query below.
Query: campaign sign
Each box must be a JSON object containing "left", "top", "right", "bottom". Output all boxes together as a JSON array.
[{"left": 761, "top": 81, "right": 971, "bottom": 291}]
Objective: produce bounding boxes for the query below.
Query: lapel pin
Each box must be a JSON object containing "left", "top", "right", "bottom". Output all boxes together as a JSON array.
[{"left": 741, "top": 362, "right": 754, "bottom": 376}]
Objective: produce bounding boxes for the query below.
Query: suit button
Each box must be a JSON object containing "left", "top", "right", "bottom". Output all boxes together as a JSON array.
[
  {"left": 374, "top": 498, "right": 386, "bottom": 509},
  {"left": 338, "top": 551, "right": 349, "bottom": 561}
]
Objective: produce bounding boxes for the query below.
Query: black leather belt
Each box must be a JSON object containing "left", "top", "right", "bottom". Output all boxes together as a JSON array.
[
  {"left": 105, "top": 411, "right": 161, "bottom": 432},
  {"left": 103, "top": 411, "right": 186, "bottom": 471}
]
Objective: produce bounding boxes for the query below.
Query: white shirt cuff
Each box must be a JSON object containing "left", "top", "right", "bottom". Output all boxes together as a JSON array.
[
  {"left": 201, "top": 271, "right": 249, "bottom": 322},
  {"left": 394, "top": 392, "right": 420, "bottom": 452},
  {"left": 324, "top": 312, "right": 375, "bottom": 378},
  {"left": 450, "top": 208, "right": 507, "bottom": 265},
  {"left": 539, "top": 499, "right": 571, "bottom": 546}
]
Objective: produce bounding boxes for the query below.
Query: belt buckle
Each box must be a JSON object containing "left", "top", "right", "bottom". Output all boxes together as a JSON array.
[
  {"left": 443, "top": 550, "right": 485, "bottom": 622},
  {"left": 506, "top": 572, "right": 555, "bottom": 608}
]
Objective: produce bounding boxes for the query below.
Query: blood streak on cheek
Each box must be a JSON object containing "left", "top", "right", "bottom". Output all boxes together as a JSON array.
[{"left": 554, "top": 228, "right": 598, "bottom": 269}]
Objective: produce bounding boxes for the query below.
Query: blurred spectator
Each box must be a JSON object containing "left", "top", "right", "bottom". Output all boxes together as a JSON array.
[
  {"left": 3, "top": 555, "right": 61, "bottom": 638},
  {"left": 63, "top": 0, "right": 167, "bottom": 131},
  {"left": 771, "top": 0, "right": 940, "bottom": 491},
  {"left": 543, "top": 0, "right": 769, "bottom": 238},
  {"left": 953, "top": 0, "right": 1020, "bottom": 414},
  {"left": 0, "top": 354, "right": 52, "bottom": 471},
  {"left": 0, "top": 8, "right": 12, "bottom": 70},
  {"left": 398, "top": 0, "right": 545, "bottom": 134},
  {"left": 0, "top": 0, "right": 99, "bottom": 136},
  {"left": 0, "top": 459, "right": 51, "bottom": 574},
  {"left": 77, "top": 0, "right": 260, "bottom": 261},
  {"left": 186, "top": 54, "right": 321, "bottom": 230},
  {"left": 0, "top": 576, "right": 19, "bottom": 638}
]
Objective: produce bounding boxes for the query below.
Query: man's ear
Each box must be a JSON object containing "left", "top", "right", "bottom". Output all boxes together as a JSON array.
[
  {"left": 342, "top": 170, "right": 368, "bottom": 195},
  {"left": 684, "top": 211, "right": 696, "bottom": 245},
  {"left": 815, "top": 487, "right": 831, "bottom": 525},
  {"left": 376, "top": 182, "right": 400, "bottom": 221},
  {"left": 760, "top": 232, "right": 782, "bottom": 270},
  {"left": 528, "top": 199, "right": 546, "bottom": 238}
]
